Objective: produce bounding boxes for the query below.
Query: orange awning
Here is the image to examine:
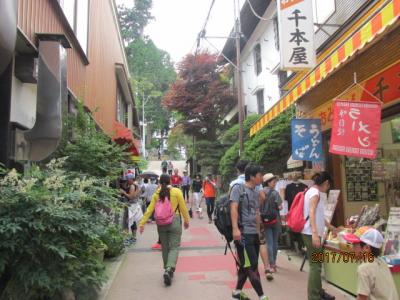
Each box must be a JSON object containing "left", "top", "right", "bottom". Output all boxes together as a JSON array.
[{"left": 250, "top": 0, "right": 400, "bottom": 136}]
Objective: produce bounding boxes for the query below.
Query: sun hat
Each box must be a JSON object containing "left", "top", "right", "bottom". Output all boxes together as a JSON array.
[
  {"left": 263, "top": 173, "right": 277, "bottom": 183},
  {"left": 360, "top": 228, "right": 384, "bottom": 249}
]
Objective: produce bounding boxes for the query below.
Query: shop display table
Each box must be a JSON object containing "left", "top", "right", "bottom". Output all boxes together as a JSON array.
[{"left": 323, "top": 246, "right": 400, "bottom": 296}]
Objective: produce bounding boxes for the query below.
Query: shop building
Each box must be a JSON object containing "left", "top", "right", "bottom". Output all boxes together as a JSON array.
[
  {"left": 250, "top": 0, "right": 400, "bottom": 224},
  {"left": 0, "top": 0, "right": 140, "bottom": 168},
  {"left": 250, "top": 0, "right": 400, "bottom": 295}
]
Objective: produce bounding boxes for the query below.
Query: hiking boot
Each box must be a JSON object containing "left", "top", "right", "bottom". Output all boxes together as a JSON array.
[
  {"left": 163, "top": 270, "right": 172, "bottom": 286},
  {"left": 320, "top": 289, "right": 335, "bottom": 300},
  {"left": 232, "top": 291, "right": 250, "bottom": 300},
  {"left": 265, "top": 269, "right": 274, "bottom": 281}
]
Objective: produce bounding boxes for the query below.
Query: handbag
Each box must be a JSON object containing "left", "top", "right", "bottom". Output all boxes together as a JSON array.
[{"left": 261, "top": 190, "right": 278, "bottom": 226}]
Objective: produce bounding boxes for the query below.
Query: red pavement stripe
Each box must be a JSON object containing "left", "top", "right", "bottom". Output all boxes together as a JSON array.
[
  {"left": 188, "top": 274, "right": 206, "bottom": 281},
  {"left": 189, "top": 227, "right": 212, "bottom": 236}
]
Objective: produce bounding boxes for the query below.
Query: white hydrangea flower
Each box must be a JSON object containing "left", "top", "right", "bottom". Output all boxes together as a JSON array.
[
  {"left": 0, "top": 169, "right": 20, "bottom": 186},
  {"left": 44, "top": 175, "right": 66, "bottom": 190}
]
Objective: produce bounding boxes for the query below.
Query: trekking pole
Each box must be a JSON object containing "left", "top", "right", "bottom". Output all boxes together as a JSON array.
[{"left": 300, "top": 254, "right": 307, "bottom": 272}]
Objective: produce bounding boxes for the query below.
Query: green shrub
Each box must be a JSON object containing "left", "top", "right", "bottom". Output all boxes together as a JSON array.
[
  {"left": 0, "top": 158, "right": 121, "bottom": 299},
  {"left": 101, "top": 225, "right": 125, "bottom": 259}
]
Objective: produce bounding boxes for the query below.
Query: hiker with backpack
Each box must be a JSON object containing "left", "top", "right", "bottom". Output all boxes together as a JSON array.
[
  {"left": 139, "top": 174, "right": 190, "bottom": 286},
  {"left": 260, "top": 173, "right": 283, "bottom": 275},
  {"left": 294, "top": 171, "right": 337, "bottom": 300},
  {"left": 230, "top": 164, "right": 268, "bottom": 300}
]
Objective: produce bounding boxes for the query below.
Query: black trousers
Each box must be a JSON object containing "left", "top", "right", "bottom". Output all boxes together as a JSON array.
[
  {"left": 182, "top": 185, "right": 190, "bottom": 201},
  {"left": 234, "top": 234, "right": 264, "bottom": 297}
]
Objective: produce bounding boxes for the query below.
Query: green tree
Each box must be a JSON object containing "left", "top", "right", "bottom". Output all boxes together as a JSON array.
[
  {"left": 219, "top": 109, "right": 293, "bottom": 185},
  {"left": 118, "top": 0, "right": 153, "bottom": 42}
]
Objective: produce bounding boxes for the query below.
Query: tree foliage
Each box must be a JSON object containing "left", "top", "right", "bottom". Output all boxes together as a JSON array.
[
  {"left": 163, "top": 52, "right": 235, "bottom": 140},
  {"left": 128, "top": 39, "right": 176, "bottom": 134},
  {"left": 219, "top": 109, "right": 293, "bottom": 184},
  {"left": 118, "top": 2, "right": 176, "bottom": 146},
  {"left": 118, "top": 0, "right": 153, "bottom": 42}
]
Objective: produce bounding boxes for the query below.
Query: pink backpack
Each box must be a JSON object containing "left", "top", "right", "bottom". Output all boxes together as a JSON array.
[{"left": 154, "top": 197, "right": 176, "bottom": 225}]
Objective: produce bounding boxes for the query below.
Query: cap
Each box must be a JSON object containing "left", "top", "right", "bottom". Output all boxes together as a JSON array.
[
  {"left": 263, "top": 173, "right": 276, "bottom": 183},
  {"left": 125, "top": 173, "right": 135, "bottom": 180},
  {"left": 360, "top": 228, "right": 384, "bottom": 249},
  {"left": 343, "top": 233, "right": 361, "bottom": 244}
]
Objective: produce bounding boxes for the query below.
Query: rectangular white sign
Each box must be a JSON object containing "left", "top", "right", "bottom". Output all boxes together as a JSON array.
[{"left": 278, "top": 0, "right": 316, "bottom": 70}]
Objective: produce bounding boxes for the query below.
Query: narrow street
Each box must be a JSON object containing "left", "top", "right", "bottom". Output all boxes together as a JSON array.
[{"left": 104, "top": 204, "right": 353, "bottom": 300}]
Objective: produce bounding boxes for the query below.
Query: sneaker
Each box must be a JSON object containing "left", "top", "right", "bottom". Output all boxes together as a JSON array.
[
  {"left": 271, "top": 264, "right": 277, "bottom": 273},
  {"left": 151, "top": 243, "right": 162, "bottom": 250},
  {"left": 232, "top": 291, "right": 250, "bottom": 300},
  {"left": 163, "top": 270, "right": 172, "bottom": 286},
  {"left": 320, "top": 289, "right": 335, "bottom": 300},
  {"left": 168, "top": 268, "right": 175, "bottom": 278},
  {"left": 260, "top": 296, "right": 269, "bottom": 300},
  {"left": 265, "top": 269, "right": 274, "bottom": 281},
  {"left": 208, "top": 218, "right": 212, "bottom": 224}
]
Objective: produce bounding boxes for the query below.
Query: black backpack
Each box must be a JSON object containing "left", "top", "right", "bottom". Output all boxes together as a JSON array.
[{"left": 214, "top": 184, "right": 246, "bottom": 266}]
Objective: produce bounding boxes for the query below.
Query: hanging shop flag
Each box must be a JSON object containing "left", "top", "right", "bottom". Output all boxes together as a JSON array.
[
  {"left": 278, "top": 0, "right": 316, "bottom": 70},
  {"left": 329, "top": 100, "right": 381, "bottom": 159},
  {"left": 291, "top": 119, "right": 323, "bottom": 162}
]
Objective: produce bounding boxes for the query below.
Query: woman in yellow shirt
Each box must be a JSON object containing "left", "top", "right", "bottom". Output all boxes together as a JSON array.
[{"left": 139, "top": 174, "right": 190, "bottom": 286}]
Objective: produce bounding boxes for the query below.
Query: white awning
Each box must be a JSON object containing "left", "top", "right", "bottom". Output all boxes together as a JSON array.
[{"left": 287, "top": 155, "right": 303, "bottom": 169}]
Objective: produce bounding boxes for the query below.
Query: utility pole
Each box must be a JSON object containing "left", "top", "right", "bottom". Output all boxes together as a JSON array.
[
  {"left": 234, "top": 0, "right": 244, "bottom": 155},
  {"left": 141, "top": 91, "right": 146, "bottom": 158}
]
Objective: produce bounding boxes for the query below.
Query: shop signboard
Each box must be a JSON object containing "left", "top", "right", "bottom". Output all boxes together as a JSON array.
[
  {"left": 330, "top": 100, "right": 382, "bottom": 159},
  {"left": 322, "top": 190, "right": 340, "bottom": 242},
  {"left": 291, "top": 119, "right": 323, "bottom": 162},
  {"left": 278, "top": 0, "right": 316, "bottom": 70},
  {"left": 372, "top": 161, "right": 387, "bottom": 181},
  {"left": 303, "top": 62, "right": 400, "bottom": 131}
]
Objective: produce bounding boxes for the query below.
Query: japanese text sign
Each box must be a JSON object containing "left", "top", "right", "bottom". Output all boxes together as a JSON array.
[
  {"left": 278, "top": 0, "right": 316, "bottom": 70},
  {"left": 291, "top": 119, "right": 323, "bottom": 162},
  {"left": 330, "top": 100, "right": 381, "bottom": 159}
]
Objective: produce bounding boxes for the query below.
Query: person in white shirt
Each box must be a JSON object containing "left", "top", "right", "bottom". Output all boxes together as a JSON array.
[
  {"left": 344, "top": 228, "right": 400, "bottom": 300},
  {"left": 302, "top": 171, "right": 337, "bottom": 300}
]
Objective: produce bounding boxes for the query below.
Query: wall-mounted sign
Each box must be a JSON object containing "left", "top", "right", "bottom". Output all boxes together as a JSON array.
[
  {"left": 330, "top": 100, "right": 381, "bottom": 159},
  {"left": 303, "top": 62, "right": 400, "bottom": 131},
  {"left": 278, "top": 0, "right": 316, "bottom": 70},
  {"left": 291, "top": 119, "right": 323, "bottom": 161}
]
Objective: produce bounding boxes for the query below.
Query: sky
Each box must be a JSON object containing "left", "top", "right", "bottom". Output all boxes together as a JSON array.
[{"left": 117, "top": 0, "right": 245, "bottom": 63}]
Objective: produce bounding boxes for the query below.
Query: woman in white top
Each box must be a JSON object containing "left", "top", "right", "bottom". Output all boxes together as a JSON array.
[{"left": 302, "top": 172, "right": 337, "bottom": 300}]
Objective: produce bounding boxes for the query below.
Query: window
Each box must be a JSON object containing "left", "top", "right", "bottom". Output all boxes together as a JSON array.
[
  {"left": 253, "top": 44, "right": 262, "bottom": 76},
  {"left": 76, "top": 0, "right": 89, "bottom": 54},
  {"left": 117, "top": 86, "right": 128, "bottom": 126},
  {"left": 59, "top": 0, "right": 89, "bottom": 54},
  {"left": 256, "top": 89, "right": 264, "bottom": 115},
  {"left": 313, "top": 0, "right": 336, "bottom": 31},
  {"left": 273, "top": 16, "right": 279, "bottom": 51}
]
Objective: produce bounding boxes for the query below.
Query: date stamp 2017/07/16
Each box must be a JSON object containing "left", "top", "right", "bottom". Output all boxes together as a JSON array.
[{"left": 311, "top": 251, "right": 374, "bottom": 264}]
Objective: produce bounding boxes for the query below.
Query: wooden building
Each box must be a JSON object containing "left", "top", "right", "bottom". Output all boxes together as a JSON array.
[{"left": 0, "top": 0, "right": 140, "bottom": 167}]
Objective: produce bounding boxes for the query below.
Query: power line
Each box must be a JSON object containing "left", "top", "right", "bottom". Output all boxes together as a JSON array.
[
  {"left": 246, "top": 0, "right": 272, "bottom": 21},
  {"left": 193, "top": 0, "right": 217, "bottom": 56}
]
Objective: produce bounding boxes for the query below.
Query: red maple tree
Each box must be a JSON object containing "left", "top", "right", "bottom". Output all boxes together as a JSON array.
[{"left": 162, "top": 52, "right": 235, "bottom": 139}]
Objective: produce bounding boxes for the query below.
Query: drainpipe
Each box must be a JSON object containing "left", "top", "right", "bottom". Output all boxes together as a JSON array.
[{"left": 0, "top": 0, "right": 17, "bottom": 75}]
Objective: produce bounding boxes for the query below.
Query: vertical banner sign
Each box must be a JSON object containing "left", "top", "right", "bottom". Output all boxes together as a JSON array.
[
  {"left": 291, "top": 119, "right": 323, "bottom": 161},
  {"left": 278, "top": 0, "right": 316, "bottom": 70},
  {"left": 330, "top": 100, "right": 381, "bottom": 159}
]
